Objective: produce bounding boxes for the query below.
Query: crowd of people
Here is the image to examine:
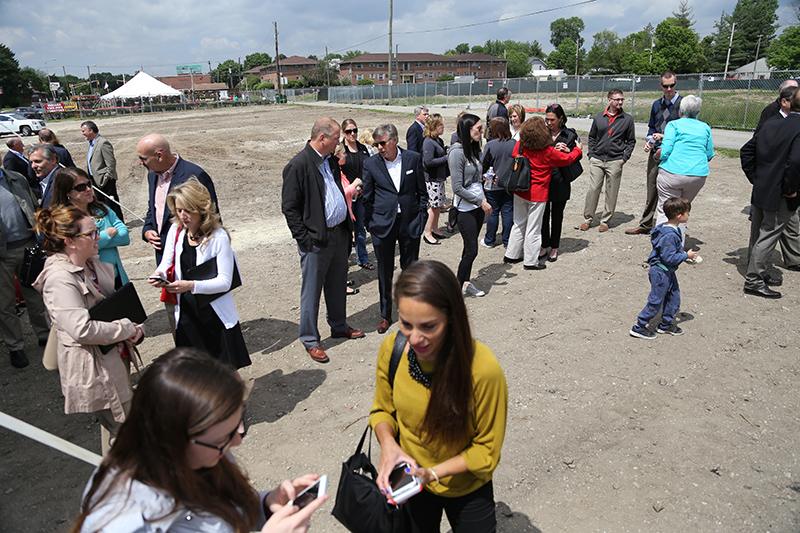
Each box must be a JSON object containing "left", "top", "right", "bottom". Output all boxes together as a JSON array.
[{"left": 2, "top": 69, "right": 799, "bottom": 532}]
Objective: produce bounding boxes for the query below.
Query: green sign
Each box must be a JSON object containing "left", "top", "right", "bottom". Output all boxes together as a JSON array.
[{"left": 176, "top": 65, "right": 202, "bottom": 74}]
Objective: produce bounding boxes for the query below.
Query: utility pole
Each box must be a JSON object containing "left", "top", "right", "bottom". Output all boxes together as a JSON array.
[
  {"left": 388, "top": 0, "right": 393, "bottom": 102},
  {"left": 649, "top": 35, "right": 654, "bottom": 64},
  {"left": 208, "top": 61, "right": 212, "bottom": 82},
  {"left": 274, "top": 22, "right": 283, "bottom": 101},
  {"left": 396, "top": 44, "right": 399, "bottom": 87},
  {"left": 723, "top": 22, "right": 736, "bottom": 79},
  {"left": 62, "top": 65, "right": 68, "bottom": 99},
  {"left": 752, "top": 34, "right": 762, "bottom": 75},
  {"left": 325, "top": 46, "right": 331, "bottom": 87},
  {"left": 574, "top": 38, "right": 579, "bottom": 76}
]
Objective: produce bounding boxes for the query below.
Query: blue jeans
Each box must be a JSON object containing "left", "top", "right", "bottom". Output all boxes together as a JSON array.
[
  {"left": 352, "top": 197, "right": 369, "bottom": 264},
  {"left": 483, "top": 189, "right": 513, "bottom": 247},
  {"left": 637, "top": 267, "right": 680, "bottom": 326}
]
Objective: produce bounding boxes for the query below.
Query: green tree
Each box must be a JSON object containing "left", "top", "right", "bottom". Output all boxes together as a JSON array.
[
  {"left": 766, "top": 25, "right": 800, "bottom": 69},
  {"left": 437, "top": 74, "right": 455, "bottom": 81},
  {"left": 506, "top": 50, "right": 532, "bottom": 78},
  {"left": 255, "top": 81, "right": 274, "bottom": 90},
  {"left": 618, "top": 30, "right": 661, "bottom": 74},
  {"left": 651, "top": 18, "right": 705, "bottom": 74},
  {"left": 672, "top": 0, "right": 696, "bottom": 29},
  {"left": 211, "top": 59, "right": 239, "bottom": 88},
  {"left": 357, "top": 78, "right": 374, "bottom": 85},
  {"left": 729, "top": 0, "right": 779, "bottom": 68},
  {"left": 444, "top": 43, "right": 470, "bottom": 55},
  {"left": 237, "top": 74, "right": 261, "bottom": 89},
  {"left": 342, "top": 50, "right": 366, "bottom": 61},
  {"left": 18, "top": 67, "right": 48, "bottom": 100},
  {"left": 547, "top": 39, "right": 585, "bottom": 74},
  {"left": 0, "top": 43, "right": 22, "bottom": 107},
  {"left": 243, "top": 52, "right": 272, "bottom": 70},
  {"left": 307, "top": 54, "right": 319, "bottom": 60},
  {"left": 702, "top": 11, "right": 734, "bottom": 72},
  {"left": 549, "top": 17, "right": 585, "bottom": 48},
  {"left": 585, "top": 30, "right": 624, "bottom": 73}
]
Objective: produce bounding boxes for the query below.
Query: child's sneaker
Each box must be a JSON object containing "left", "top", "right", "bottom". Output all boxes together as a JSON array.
[
  {"left": 657, "top": 323, "right": 684, "bottom": 336},
  {"left": 629, "top": 324, "right": 656, "bottom": 339}
]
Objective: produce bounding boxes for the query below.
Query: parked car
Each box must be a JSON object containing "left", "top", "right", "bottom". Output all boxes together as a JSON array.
[
  {"left": 0, "top": 113, "right": 47, "bottom": 137},
  {"left": 14, "top": 107, "right": 44, "bottom": 119}
]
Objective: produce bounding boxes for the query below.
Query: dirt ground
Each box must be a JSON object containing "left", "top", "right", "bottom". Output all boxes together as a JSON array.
[{"left": 1, "top": 104, "right": 799, "bottom": 532}]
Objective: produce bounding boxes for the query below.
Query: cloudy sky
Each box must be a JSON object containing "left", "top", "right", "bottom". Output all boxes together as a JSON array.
[{"left": 1, "top": 0, "right": 796, "bottom": 78}]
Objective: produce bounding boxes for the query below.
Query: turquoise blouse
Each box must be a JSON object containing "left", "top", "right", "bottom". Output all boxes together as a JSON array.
[
  {"left": 659, "top": 117, "right": 715, "bottom": 177},
  {"left": 94, "top": 208, "right": 130, "bottom": 284}
]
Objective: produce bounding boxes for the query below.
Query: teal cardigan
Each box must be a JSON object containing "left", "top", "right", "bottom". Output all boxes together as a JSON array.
[
  {"left": 94, "top": 208, "right": 130, "bottom": 284},
  {"left": 659, "top": 117, "right": 715, "bottom": 177}
]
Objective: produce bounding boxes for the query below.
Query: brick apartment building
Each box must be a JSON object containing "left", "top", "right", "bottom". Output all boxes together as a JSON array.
[
  {"left": 244, "top": 56, "right": 319, "bottom": 84},
  {"left": 156, "top": 74, "right": 226, "bottom": 92},
  {"left": 339, "top": 52, "right": 507, "bottom": 84}
]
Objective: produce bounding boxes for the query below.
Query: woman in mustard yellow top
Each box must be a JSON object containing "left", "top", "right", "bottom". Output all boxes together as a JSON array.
[{"left": 370, "top": 260, "right": 508, "bottom": 532}]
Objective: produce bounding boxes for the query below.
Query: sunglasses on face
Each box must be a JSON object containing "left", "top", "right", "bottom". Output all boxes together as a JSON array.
[
  {"left": 377, "top": 139, "right": 393, "bottom": 147},
  {"left": 71, "top": 182, "right": 91, "bottom": 192},
  {"left": 343, "top": 128, "right": 358, "bottom": 135},
  {"left": 661, "top": 83, "right": 676, "bottom": 89}
]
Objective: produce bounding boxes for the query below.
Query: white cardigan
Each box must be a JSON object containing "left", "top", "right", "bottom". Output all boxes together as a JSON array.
[{"left": 156, "top": 225, "right": 240, "bottom": 329}]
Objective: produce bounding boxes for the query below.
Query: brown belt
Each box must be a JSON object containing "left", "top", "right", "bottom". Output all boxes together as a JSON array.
[{"left": 327, "top": 224, "right": 340, "bottom": 232}]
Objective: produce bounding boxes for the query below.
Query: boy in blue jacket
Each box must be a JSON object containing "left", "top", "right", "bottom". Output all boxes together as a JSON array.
[{"left": 630, "top": 197, "right": 698, "bottom": 339}]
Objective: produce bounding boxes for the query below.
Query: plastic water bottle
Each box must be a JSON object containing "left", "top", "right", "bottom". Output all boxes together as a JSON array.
[{"left": 485, "top": 166, "right": 495, "bottom": 189}]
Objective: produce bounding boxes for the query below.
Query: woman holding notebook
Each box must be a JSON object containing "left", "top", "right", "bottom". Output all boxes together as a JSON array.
[{"left": 149, "top": 179, "right": 250, "bottom": 370}]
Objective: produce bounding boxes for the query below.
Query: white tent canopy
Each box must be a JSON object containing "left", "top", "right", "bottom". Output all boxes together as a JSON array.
[{"left": 100, "top": 72, "right": 182, "bottom": 100}]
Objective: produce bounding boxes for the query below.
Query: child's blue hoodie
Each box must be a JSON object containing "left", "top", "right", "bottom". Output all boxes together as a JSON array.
[{"left": 647, "top": 223, "right": 689, "bottom": 272}]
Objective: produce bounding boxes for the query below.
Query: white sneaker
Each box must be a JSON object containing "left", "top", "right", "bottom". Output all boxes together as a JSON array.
[{"left": 462, "top": 283, "right": 485, "bottom": 297}]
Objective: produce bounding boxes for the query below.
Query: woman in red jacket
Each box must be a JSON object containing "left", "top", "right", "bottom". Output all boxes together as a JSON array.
[{"left": 503, "top": 117, "right": 582, "bottom": 269}]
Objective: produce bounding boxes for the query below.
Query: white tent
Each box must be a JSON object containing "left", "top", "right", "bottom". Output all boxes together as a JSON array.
[{"left": 101, "top": 72, "right": 182, "bottom": 100}]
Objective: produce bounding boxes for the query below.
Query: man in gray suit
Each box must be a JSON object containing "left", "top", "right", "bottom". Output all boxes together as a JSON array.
[
  {"left": 81, "top": 121, "right": 122, "bottom": 221},
  {"left": 282, "top": 118, "right": 365, "bottom": 363}
]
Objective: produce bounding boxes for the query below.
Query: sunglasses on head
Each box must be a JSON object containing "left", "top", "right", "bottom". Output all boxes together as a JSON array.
[
  {"left": 72, "top": 182, "right": 91, "bottom": 192},
  {"left": 343, "top": 128, "right": 358, "bottom": 135}
]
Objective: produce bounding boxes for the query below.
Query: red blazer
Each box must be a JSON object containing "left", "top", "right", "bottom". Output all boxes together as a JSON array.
[{"left": 515, "top": 144, "right": 582, "bottom": 202}]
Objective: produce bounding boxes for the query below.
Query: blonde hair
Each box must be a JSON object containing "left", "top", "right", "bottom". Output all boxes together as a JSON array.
[
  {"left": 359, "top": 128, "right": 376, "bottom": 147},
  {"left": 166, "top": 178, "right": 228, "bottom": 247},
  {"left": 423, "top": 114, "right": 444, "bottom": 139}
]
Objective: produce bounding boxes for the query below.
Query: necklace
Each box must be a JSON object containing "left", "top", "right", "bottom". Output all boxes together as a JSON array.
[
  {"left": 407, "top": 347, "right": 434, "bottom": 388},
  {"left": 187, "top": 232, "right": 203, "bottom": 243}
]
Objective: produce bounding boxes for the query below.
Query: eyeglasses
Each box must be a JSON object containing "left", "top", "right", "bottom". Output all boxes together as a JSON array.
[
  {"left": 343, "top": 128, "right": 358, "bottom": 135},
  {"left": 190, "top": 415, "right": 248, "bottom": 454},
  {"left": 610, "top": 98, "right": 624, "bottom": 102},
  {"left": 71, "top": 182, "right": 91, "bottom": 192},
  {"left": 74, "top": 229, "right": 99, "bottom": 240},
  {"left": 138, "top": 151, "right": 159, "bottom": 162},
  {"left": 661, "top": 83, "right": 676, "bottom": 89}
]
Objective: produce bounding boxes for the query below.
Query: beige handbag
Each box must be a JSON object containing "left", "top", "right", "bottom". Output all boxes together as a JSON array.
[{"left": 42, "top": 328, "right": 58, "bottom": 371}]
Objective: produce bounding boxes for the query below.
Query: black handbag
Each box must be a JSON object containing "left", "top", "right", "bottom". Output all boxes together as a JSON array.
[
  {"left": 331, "top": 426, "right": 408, "bottom": 533},
  {"left": 19, "top": 243, "right": 46, "bottom": 287},
  {"left": 495, "top": 142, "right": 531, "bottom": 192},
  {"left": 332, "top": 332, "right": 409, "bottom": 533}
]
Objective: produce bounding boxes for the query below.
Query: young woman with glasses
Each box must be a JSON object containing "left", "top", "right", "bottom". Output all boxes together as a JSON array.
[
  {"left": 51, "top": 167, "right": 130, "bottom": 288},
  {"left": 33, "top": 205, "right": 144, "bottom": 454},
  {"left": 71, "top": 347, "right": 327, "bottom": 533},
  {"left": 340, "top": 118, "right": 374, "bottom": 270}
]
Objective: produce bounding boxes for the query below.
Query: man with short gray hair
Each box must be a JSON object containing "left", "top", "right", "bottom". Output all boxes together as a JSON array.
[
  {"left": 362, "top": 123, "right": 428, "bottom": 333},
  {"left": 29, "top": 144, "right": 59, "bottom": 207},
  {"left": 486, "top": 87, "right": 511, "bottom": 140},
  {"left": 81, "top": 121, "right": 121, "bottom": 220},
  {"left": 405, "top": 106, "right": 429, "bottom": 154},
  {"left": 3, "top": 137, "right": 38, "bottom": 194},
  {"left": 282, "top": 118, "right": 365, "bottom": 363}
]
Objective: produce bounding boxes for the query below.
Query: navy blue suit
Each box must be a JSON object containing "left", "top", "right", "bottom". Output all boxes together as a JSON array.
[
  {"left": 142, "top": 157, "right": 218, "bottom": 263},
  {"left": 405, "top": 121, "right": 424, "bottom": 154},
  {"left": 362, "top": 148, "right": 428, "bottom": 320}
]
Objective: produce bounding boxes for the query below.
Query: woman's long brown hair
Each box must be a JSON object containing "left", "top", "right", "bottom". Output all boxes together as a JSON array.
[
  {"left": 394, "top": 260, "right": 474, "bottom": 453},
  {"left": 71, "top": 348, "right": 258, "bottom": 533}
]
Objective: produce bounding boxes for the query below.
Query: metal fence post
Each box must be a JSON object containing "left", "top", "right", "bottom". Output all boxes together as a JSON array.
[
  {"left": 630, "top": 76, "right": 636, "bottom": 117},
  {"left": 698, "top": 74, "right": 704, "bottom": 99},
  {"left": 743, "top": 76, "right": 753, "bottom": 129},
  {"left": 536, "top": 77, "right": 540, "bottom": 112},
  {"left": 575, "top": 75, "right": 580, "bottom": 117}
]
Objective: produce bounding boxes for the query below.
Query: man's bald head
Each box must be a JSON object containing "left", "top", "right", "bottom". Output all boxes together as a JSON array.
[
  {"left": 6, "top": 137, "right": 23, "bottom": 152},
  {"left": 779, "top": 79, "right": 799, "bottom": 93},
  {"left": 136, "top": 134, "right": 175, "bottom": 172}
]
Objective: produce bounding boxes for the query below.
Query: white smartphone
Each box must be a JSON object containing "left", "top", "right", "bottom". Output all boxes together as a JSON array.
[
  {"left": 148, "top": 275, "right": 170, "bottom": 284},
  {"left": 289, "top": 475, "right": 327, "bottom": 509},
  {"left": 388, "top": 463, "right": 422, "bottom": 505}
]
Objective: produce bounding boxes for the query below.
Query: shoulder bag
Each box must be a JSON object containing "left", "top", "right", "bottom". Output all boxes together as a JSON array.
[
  {"left": 332, "top": 333, "right": 409, "bottom": 532},
  {"left": 495, "top": 141, "right": 531, "bottom": 192}
]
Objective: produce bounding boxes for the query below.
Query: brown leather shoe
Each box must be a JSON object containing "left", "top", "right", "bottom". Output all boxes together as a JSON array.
[
  {"left": 377, "top": 318, "right": 391, "bottom": 334},
  {"left": 579, "top": 222, "right": 590, "bottom": 231},
  {"left": 599, "top": 224, "right": 609, "bottom": 232},
  {"left": 625, "top": 227, "right": 650, "bottom": 235},
  {"left": 331, "top": 327, "right": 366, "bottom": 339},
  {"left": 306, "top": 346, "right": 330, "bottom": 363}
]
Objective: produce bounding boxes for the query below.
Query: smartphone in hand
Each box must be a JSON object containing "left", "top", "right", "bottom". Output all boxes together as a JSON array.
[
  {"left": 388, "top": 463, "right": 422, "bottom": 505},
  {"left": 289, "top": 475, "right": 328, "bottom": 509}
]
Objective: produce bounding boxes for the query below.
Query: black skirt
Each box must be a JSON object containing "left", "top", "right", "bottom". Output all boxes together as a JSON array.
[{"left": 176, "top": 235, "right": 251, "bottom": 369}]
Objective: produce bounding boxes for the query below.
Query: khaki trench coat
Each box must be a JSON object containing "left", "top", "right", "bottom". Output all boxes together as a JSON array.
[{"left": 34, "top": 254, "right": 135, "bottom": 422}]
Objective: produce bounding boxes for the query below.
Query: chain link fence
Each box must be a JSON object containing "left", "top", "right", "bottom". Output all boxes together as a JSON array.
[{"left": 329, "top": 70, "right": 800, "bottom": 131}]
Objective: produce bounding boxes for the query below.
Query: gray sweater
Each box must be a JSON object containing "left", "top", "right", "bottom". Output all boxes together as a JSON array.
[{"left": 448, "top": 142, "right": 485, "bottom": 209}]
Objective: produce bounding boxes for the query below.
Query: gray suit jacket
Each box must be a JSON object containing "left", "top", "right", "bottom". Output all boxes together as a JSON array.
[{"left": 88, "top": 135, "right": 117, "bottom": 187}]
